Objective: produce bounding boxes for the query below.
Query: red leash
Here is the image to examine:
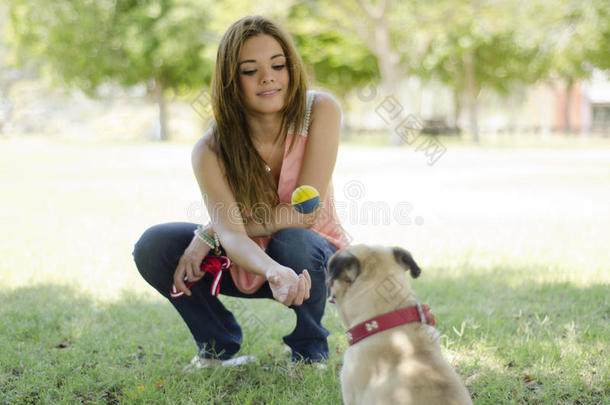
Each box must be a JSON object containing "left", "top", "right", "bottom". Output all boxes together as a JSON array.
[{"left": 169, "top": 255, "right": 232, "bottom": 298}]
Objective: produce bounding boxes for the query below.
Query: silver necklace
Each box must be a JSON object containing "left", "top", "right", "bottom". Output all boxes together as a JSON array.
[{"left": 255, "top": 137, "right": 280, "bottom": 173}]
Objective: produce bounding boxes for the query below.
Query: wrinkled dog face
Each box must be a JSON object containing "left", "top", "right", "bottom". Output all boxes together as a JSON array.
[{"left": 327, "top": 244, "right": 421, "bottom": 305}]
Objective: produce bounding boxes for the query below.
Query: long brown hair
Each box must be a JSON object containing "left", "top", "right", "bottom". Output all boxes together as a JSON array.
[{"left": 209, "top": 15, "right": 308, "bottom": 218}]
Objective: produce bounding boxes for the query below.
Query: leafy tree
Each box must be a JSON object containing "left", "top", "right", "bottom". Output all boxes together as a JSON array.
[
  {"left": 297, "top": 0, "right": 550, "bottom": 143},
  {"left": 540, "top": 0, "right": 603, "bottom": 133},
  {"left": 6, "top": 0, "right": 216, "bottom": 140},
  {"left": 588, "top": 0, "right": 610, "bottom": 70},
  {"left": 297, "top": 0, "right": 428, "bottom": 145},
  {"left": 286, "top": 3, "right": 379, "bottom": 99},
  {"left": 0, "top": 3, "right": 27, "bottom": 134},
  {"left": 415, "top": 0, "right": 549, "bottom": 141},
  {"left": 198, "top": 0, "right": 380, "bottom": 98},
  {"left": 419, "top": 0, "right": 610, "bottom": 137}
]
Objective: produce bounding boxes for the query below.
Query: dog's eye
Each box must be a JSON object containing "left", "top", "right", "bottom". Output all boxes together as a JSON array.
[{"left": 329, "top": 252, "right": 361, "bottom": 283}]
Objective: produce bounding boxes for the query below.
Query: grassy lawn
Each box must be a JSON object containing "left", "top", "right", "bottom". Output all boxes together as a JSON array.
[{"left": 1, "top": 134, "right": 608, "bottom": 404}]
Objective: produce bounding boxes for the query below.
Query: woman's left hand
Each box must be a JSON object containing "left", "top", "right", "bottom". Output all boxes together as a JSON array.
[{"left": 266, "top": 265, "right": 311, "bottom": 307}]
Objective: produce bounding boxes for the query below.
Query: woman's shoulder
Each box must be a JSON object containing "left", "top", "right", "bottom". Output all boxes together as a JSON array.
[
  {"left": 309, "top": 91, "right": 341, "bottom": 115},
  {"left": 309, "top": 91, "right": 341, "bottom": 126},
  {"left": 191, "top": 127, "right": 216, "bottom": 168},
  {"left": 297, "top": 90, "right": 341, "bottom": 137}
]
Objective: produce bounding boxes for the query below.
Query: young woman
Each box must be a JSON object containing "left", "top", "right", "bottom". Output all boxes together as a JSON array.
[{"left": 132, "top": 15, "right": 349, "bottom": 369}]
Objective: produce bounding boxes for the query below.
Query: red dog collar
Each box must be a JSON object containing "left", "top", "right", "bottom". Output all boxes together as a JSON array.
[{"left": 346, "top": 303, "right": 435, "bottom": 346}]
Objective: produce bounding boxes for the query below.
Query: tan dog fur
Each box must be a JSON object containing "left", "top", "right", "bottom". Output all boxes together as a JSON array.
[{"left": 328, "top": 245, "right": 472, "bottom": 405}]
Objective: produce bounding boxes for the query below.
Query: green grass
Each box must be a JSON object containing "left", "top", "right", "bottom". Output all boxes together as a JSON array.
[{"left": 1, "top": 134, "right": 609, "bottom": 404}]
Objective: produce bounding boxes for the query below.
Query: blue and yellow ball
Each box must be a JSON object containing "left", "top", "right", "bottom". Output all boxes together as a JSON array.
[{"left": 291, "top": 185, "right": 320, "bottom": 214}]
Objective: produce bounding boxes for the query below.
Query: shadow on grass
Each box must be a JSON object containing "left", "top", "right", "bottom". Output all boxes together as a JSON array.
[
  {"left": 407, "top": 266, "right": 609, "bottom": 405},
  {"left": 1, "top": 269, "right": 607, "bottom": 404},
  {"left": 0, "top": 283, "right": 341, "bottom": 404},
  {"left": 0, "top": 283, "right": 186, "bottom": 404}
]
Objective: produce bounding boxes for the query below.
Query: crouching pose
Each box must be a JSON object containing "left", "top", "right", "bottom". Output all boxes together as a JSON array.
[{"left": 133, "top": 15, "right": 348, "bottom": 369}]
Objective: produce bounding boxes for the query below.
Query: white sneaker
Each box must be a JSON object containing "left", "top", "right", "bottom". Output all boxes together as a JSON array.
[
  {"left": 220, "top": 355, "right": 258, "bottom": 367},
  {"left": 182, "top": 354, "right": 257, "bottom": 372}
]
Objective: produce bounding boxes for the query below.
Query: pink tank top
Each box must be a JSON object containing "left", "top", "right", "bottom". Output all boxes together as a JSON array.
[{"left": 229, "top": 90, "right": 350, "bottom": 294}]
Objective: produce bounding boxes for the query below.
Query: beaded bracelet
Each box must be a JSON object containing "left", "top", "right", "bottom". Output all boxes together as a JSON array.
[
  {"left": 214, "top": 231, "right": 220, "bottom": 248},
  {"left": 194, "top": 225, "right": 216, "bottom": 250}
]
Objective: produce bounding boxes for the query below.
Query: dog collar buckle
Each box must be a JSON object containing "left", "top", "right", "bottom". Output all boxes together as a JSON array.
[
  {"left": 365, "top": 321, "right": 379, "bottom": 332},
  {"left": 416, "top": 303, "right": 427, "bottom": 325}
]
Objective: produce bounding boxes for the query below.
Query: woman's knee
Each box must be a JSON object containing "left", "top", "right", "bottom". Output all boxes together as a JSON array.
[
  {"left": 132, "top": 224, "right": 167, "bottom": 269},
  {"left": 272, "top": 227, "right": 317, "bottom": 245},
  {"left": 132, "top": 222, "right": 194, "bottom": 286},
  {"left": 268, "top": 228, "right": 335, "bottom": 275}
]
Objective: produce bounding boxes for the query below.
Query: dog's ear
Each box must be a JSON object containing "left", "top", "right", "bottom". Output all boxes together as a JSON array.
[
  {"left": 392, "top": 247, "right": 421, "bottom": 278},
  {"left": 328, "top": 251, "right": 361, "bottom": 285}
]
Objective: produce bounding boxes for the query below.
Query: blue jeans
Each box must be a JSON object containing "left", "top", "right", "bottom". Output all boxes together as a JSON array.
[{"left": 132, "top": 222, "right": 337, "bottom": 362}]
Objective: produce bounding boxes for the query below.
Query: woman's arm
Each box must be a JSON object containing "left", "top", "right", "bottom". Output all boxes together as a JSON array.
[
  {"left": 242, "top": 92, "right": 342, "bottom": 238},
  {"left": 191, "top": 134, "right": 275, "bottom": 275},
  {"left": 242, "top": 203, "right": 312, "bottom": 237},
  {"left": 186, "top": 132, "right": 311, "bottom": 306},
  {"left": 296, "top": 92, "right": 341, "bottom": 201}
]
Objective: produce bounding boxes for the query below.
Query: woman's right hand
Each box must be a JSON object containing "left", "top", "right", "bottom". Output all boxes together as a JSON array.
[{"left": 173, "top": 235, "right": 211, "bottom": 296}]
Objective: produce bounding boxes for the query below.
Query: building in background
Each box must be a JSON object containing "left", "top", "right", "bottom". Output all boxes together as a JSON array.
[{"left": 582, "top": 70, "right": 610, "bottom": 136}]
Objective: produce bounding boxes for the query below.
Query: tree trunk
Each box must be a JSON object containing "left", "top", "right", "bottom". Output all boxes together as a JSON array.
[
  {"left": 154, "top": 77, "right": 169, "bottom": 141},
  {"left": 453, "top": 87, "right": 461, "bottom": 129},
  {"left": 0, "top": 67, "right": 33, "bottom": 136},
  {"left": 564, "top": 78, "right": 572, "bottom": 134},
  {"left": 464, "top": 51, "right": 479, "bottom": 143},
  {"left": 373, "top": 23, "right": 404, "bottom": 145},
  {"left": 352, "top": 0, "right": 405, "bottom": 145}
]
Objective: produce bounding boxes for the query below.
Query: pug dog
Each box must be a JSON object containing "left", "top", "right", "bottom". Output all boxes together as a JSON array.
[{"left": 328, "top": 245, "right": 472, "bottom": 405}]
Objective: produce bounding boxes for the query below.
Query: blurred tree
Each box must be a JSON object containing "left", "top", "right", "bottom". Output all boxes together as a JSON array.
[
  {"left": 6, "top": 0, "right": 216, "bottom": 141},
  {"left": 415, "top": 0, "right": 549, "bottom": 142},
  {"left": 286, "top": 3, "right": 379, "bottom": 99},
  {"left": 296, "top": 0, "right": 551, "bottom": 143},
  {"left": 202, "top": 0, "right": 379, "bottom": 98},
  {"left": 0, "top": 3, "right": 27, "bottom": 135},
  {"left": 588, "top": 0, "right": 610, "bottom": 70},
  {"left": 543, "top": 0, "right": 601, "bottom": 133},
  {"left": 296, "top": 0, "right": 429, "bottom": 145}
]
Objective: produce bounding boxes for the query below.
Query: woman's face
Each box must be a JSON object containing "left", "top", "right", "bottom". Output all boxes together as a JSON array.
[{"left": 238, "top": 34, "right": 290, "bottom": 116}]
